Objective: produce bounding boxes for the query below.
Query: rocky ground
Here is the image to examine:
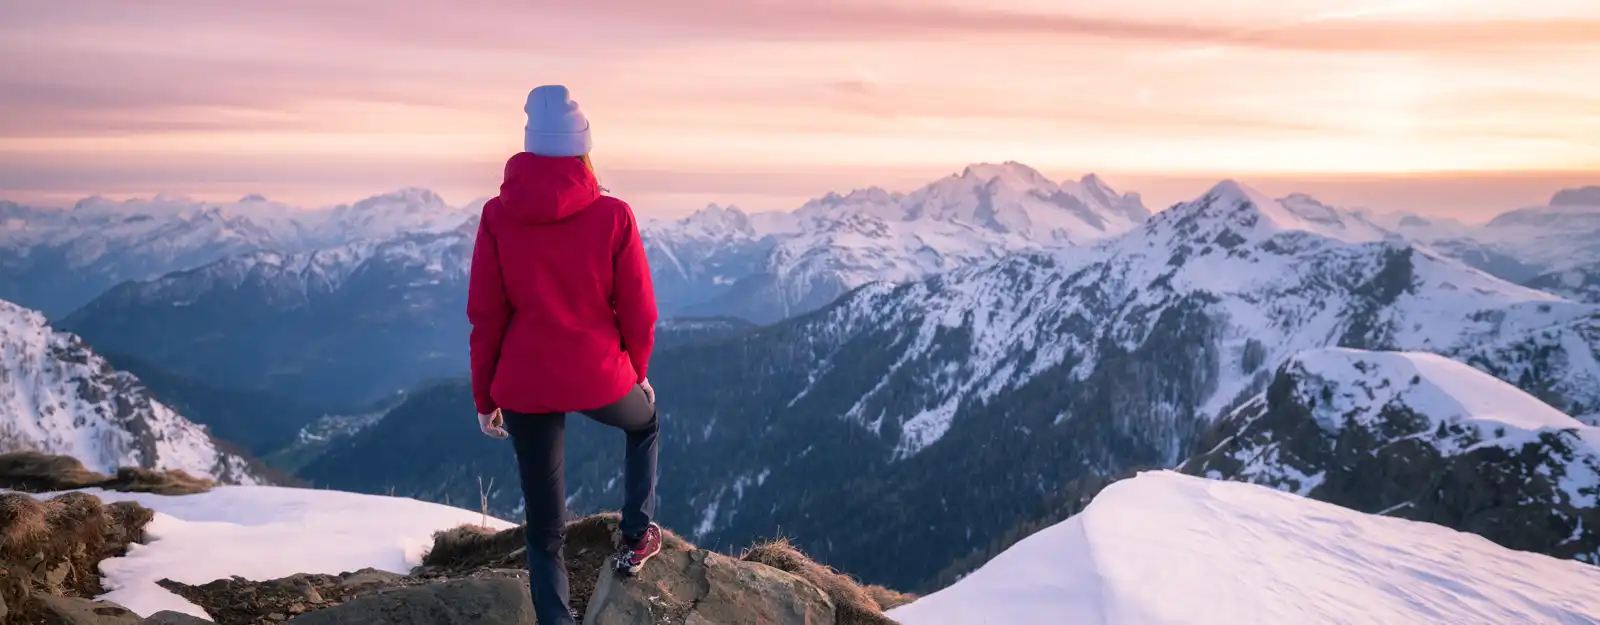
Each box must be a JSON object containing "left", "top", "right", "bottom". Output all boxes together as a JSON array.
[
  {"left": 162, "top": 514, "right": 912, "bottom": 624},
  {"left": 0, "top": 451, "right": 914, "bottom": 624}
]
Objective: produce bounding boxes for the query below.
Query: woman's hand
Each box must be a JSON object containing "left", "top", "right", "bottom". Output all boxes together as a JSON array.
[
  {"left": 640, "top": 379, "right": 656, "bottom": 404},
  {"left": 478, "top": 409, "right": 508, "bottom": 439}
]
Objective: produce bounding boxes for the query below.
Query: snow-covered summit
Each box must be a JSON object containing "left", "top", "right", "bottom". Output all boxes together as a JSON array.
[
  {"left": 1146, "top": 180, "right": 1393, "bottom": 246},
  {"left": 640, "top": 162, "right": 1151, "bottom": 322},
  {"left": 890, "top": 471, "right": 1600, "bottom": 625},
  {"left": 0, "top": 298, "right": 267, "bottom": 483}
]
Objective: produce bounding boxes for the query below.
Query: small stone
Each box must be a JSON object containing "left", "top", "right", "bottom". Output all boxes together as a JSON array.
[{"left": 268, "top": 613, "right": 287, "bottom": 621}]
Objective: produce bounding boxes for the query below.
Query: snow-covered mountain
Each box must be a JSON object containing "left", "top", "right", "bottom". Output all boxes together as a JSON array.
[
  {"left": 0, "top": 298, "right": 268, "bottom": 484},
  {"left": 61, "top": 218, "right": 480, "bottom": 405},
  {"left": 0, "top": 190, "right": 475, "bottom": 316},
  {"left": 298, "top": 180, "right": 1600, "bottom": 592},
  {"left": 642, "top": 163, "right": 1150, "bottom": 322},
  {"left": 890, "top": 471, "right": 1600, "bottom": 625},
  {"left": 1184, "top": 348, "right": 1599, "bottom": 563}
]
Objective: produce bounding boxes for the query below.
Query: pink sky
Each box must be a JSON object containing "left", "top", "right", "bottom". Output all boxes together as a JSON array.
[{"left": 1, "top": 0, "right": 1597, "bottom": 220}]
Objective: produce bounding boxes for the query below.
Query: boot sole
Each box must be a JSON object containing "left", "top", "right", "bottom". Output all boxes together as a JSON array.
[{"left": 615, "top": 548, "right": 660, "bottom": 577}]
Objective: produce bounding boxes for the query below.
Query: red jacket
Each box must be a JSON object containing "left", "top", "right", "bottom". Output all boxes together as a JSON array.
[{"left": 468, "top": 153, "right": 658, "bottom": 415}]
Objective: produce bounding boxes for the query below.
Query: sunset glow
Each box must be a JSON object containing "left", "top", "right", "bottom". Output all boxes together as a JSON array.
[{"left": 2, "top": 0, "right": 1597, "bottom": 217}]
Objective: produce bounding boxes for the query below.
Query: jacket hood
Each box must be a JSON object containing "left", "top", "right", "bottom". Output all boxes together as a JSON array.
[{"left": 495, "top": 152, "right": 601, "bottom": 224}]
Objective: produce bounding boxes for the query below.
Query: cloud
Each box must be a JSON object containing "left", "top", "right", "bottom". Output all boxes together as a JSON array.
[{"left": 10, "top": 1, "right": 1596, "bottom": 53}]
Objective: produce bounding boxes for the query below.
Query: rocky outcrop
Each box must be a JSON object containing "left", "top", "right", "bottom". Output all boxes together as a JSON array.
[
  {"left": 0, "top": 451, "right": 216, "bottom": 496},
  {"left": 27, "top": 594, "right": 142, "bottom": 624},
  {"left": 157, "top": 514, "right": 904, "bottom": 625},
  {"left": 587, "top": 549, "right": 835, "bottom": 624},
  {"left": 0, "top": 489, "right": 155, "bottom": 624}
]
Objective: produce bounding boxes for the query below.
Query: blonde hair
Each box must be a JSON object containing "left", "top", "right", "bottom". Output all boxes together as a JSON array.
[{"left": 578, "top": 154, "right": 594, "bottom": 174}]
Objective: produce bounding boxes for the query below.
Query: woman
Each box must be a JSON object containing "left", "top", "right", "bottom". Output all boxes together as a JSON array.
[{"left": 467, "top": 84, "right": 662, "bottom": 625}]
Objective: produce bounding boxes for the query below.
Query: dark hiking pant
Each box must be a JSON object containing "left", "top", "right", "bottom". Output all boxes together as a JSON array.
[{"left": 502, "top": 385, "right": 659, "bottom": 625}]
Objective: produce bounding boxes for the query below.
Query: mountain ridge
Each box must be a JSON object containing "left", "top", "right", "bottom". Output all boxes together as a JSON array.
[{"left": 0, "top": 298, "right": 271, "bottom": 484}]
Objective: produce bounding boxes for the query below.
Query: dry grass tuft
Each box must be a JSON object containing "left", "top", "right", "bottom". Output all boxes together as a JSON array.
[
  {"left": 0, "top": 451, "right": 215, "bottom": 495},
  {"left": 0, "top": 452, "right": 108, "bottom": 493},
  {"left": 863, "top": 584, "right": 917, "bottom": 611},
  {"left": 740, "top": 536, "right": 906, "bottom": 625},
  {"left": 0, "top": 492, "right": 50, "bottom": 559},
  {"left": 103, "top": 466, "right": 215, "bottom": 495},
  {"left": 0, "top": 489, "right": 155, "bottom": 604}
]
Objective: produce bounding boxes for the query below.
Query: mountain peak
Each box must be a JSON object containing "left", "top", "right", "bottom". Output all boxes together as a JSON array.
[
  {"left": 239, "top": 193, "right": 269, "bottom": 203},
  {"left": 959, "top": 161, "right": 1051, "bottom": 187},
  {"left": 670, "top": 203, "right": 757, "bottom": 239},
  {"left": 357, "top": 187, "right": 446, "bottom": 208},
  {"left": 1551, "top": 186, "right": 1600, "bottom": 208},
  {"left": 1162, "top": 181, "right": 1387, "bottom": 244}
]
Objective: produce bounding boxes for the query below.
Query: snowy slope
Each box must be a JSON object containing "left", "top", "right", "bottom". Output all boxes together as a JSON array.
[
  {"left": 1184, "top": 347, "right": 1600, "bottom": 564},
  {"left": 641, "top": 163, "right": 1149, "bottom": 322},
  {"left": 1292, "top": 349, "right": 1592, "bottom": 445},
  {"left": 891, "top": 471, "right": 1600, "bottom": 625},
  {"left": 1525, "top": 261, "right": 1600, "bottom": 305},
  {"left": 0, "top": 299, "right": 267, "bottom": 483},
  {"left": 0, "top": 190, "right": 476, "bottom": 316},
  {"left": 26, "top": 485, "right": 515, "bottom": 618}
]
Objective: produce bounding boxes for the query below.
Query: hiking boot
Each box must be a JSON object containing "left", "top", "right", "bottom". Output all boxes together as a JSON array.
[{"left": 615, "top": 522, "right": 662, "bottom": 577}]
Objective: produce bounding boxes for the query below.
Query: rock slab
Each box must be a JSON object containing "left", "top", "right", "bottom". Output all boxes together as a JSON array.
[
  {"left": 282, "top": 577, "right": 533, "bottom": 625},
  {"left": 31, "top": 595, "right": 141, "bottom": 625},
  {"left": 585, "top": 549, "right": 836, "bottom": 625}
]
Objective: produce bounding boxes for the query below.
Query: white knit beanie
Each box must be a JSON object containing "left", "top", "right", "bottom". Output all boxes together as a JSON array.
[{"left": 523, "top": 85, "right": 593, "bottom": 157}]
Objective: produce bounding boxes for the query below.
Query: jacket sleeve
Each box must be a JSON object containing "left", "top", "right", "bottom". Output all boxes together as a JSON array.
[
  {"left": 467, "top": 211, "right": 510, "bottom": 415},
  {"left": 613, "top": 202, "right": 659, "bottom": 383}
]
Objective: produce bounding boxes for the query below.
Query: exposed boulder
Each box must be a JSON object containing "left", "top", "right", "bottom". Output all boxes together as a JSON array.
[
  {"left": 136, "top": 611, "right": 219, "bottom": 624},
  {"left": 282, "top": 577, "right": 532, "bottom": 625},
  {"left": 28, "top": 594, "right": 141, "bottom": 624},
  {"left": 585, "top": 548, "right": 836, "bottom": 625}
]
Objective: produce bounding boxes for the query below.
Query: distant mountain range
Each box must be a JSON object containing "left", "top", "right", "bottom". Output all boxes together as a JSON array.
[
  {"left": 292, "top": 180, "right": 1600, "bottom": 591},
  {"left": 1360, "top": 186, "right": 1600, "bottom": 302},
  {"left": 49, "top": 164, "right": 1154, "bottom": 403},
  {"left": 0, "top": 189, "right": 476, "bottom": 317}
]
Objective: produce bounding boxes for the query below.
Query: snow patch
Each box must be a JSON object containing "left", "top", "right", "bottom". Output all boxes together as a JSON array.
[{"left": 19, "top": 485, "right": 516, "bottom": 619}]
